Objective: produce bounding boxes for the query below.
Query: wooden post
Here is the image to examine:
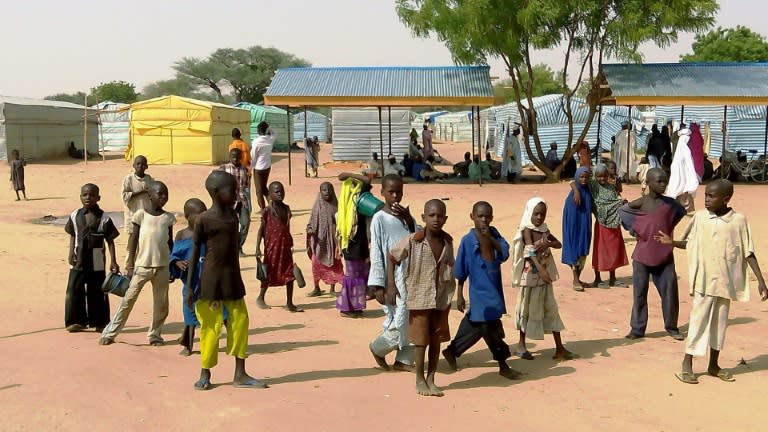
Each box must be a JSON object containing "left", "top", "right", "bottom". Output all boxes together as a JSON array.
[
  {"left": 596, "top": 105, "right": 603, "bottom": 166},
  {"left": 84, "top": 94, "right": 88, "bottom": 165},
  {"left": 388, "top": 107, "right": 392, "bottom": 156},
  {"left": 303, "top": 107, "right": 308, "bottom": 178},
  {"left": 626, "top": 105, "right": 632, "bottom": 180},
  {"left": 764, "top": 105, "right": 768, "bottom": 156},
  {"left": 286, "top": 106, "right": 292, "bottom": 186},
  {"left": 378, "top": 107, "right": 384, "bottom": 165}
]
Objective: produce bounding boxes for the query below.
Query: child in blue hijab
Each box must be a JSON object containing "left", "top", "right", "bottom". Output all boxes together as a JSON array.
[{"left": 562, "top": 166, "right": 593, "bottom": 291}]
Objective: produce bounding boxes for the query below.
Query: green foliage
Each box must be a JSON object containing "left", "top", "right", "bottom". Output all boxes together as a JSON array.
[
  {"left": 173, "top": 46, "right": 311, "bottom": 103},
  {"left": 681, "top": 26, "right": 768, "bottom": 62},
  {"left": 90, "top": 81, "right": 139, "bottom": 104},
  {"left": 493, "top": 64, "right": 564, "bottom": 103},
  {"left": 140, "top": 77, "right": 220, "bottom": 102},
  {"left": 44, "top": 92, "right": 88, "bottom": 104},
  {"left": 396, "top": 0, "right": 718, "bottom": 181}
]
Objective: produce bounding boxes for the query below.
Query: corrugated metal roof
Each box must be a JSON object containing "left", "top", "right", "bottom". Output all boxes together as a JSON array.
[
  {"left": 264, "top": 66, "right": 494, "bottom": 107},
  {"left": 0, "top": 95, "right": 87, "bottom": 109},
  {"left": 603, "top": 63, "right": 768, "bottom": 105}
]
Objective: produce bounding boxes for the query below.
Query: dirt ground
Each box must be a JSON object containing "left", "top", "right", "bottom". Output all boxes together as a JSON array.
[{"left": 2, "top": 141, "right": 767, "bottom": 432}]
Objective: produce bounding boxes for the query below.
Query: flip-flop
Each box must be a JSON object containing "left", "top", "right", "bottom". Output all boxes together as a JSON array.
[
  {"left": 233, "top": 378, "right": 268, "bottom": 389},
  {"left": 572, "top": 285, "right": 585, "bottom": 292},
  {"left": 553, "top": 351, "right": 578, "bottom": 361},
  {"left": 194, "top": 379, "right": 212, "bottom": 391},
  {"left": 675, "top": 371, "right": 699, "bottom": 384},
  {"left": 514, "top": 351, "right": 535, "bottom": 360},
  {"left": 709, "top": 370, "right": 735, "bottom": 382},
  {"left": 284, "top": 306, "right": 305, "bottom": 313},
  {"left": 611, "top": 281, "right": 628, "bottom": 288},
  {"left": 306, "top": 290, "right": 325, "bottom": 297}
]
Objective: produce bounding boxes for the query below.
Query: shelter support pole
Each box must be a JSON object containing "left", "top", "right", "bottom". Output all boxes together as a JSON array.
[
  {"left": 388, "top": 107, "right": 392, "bottom": 155},
  {"left": 596, "top": 105, "right": 603, "bottom": 166},
  {"left": 287, "top": 106, "right": 292, "bottom": 186},
  {"left": 764, "top": 105, "right": 768, "bottom": 156},
  {"left": 304, "top": 107, "right": 308, "bottom": 178},
  {"left": 378, "top": 107, "right": 384, "bottom": 164},
  {"left": 474, "top": 106, "right": 482, "bottom": 186},
  {"left": 83, "top": 94, "right": 88, "bottom": 165},
  {"left": 721, "top": 106, "right": 728, "bottom": 179},
  {"left": 627, "top": 105, "right": 632, "bottom": 180}
]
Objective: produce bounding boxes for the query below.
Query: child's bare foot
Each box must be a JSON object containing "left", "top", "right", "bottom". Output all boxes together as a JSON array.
[
  {"left": 66, "top": 324, "right": 86, "bottom": 332},
  {"left": 233, "top": 375, "right": 268, "bottom": 388},
  {"left": 499, "top": 364, "right": 522, "bottom": 380},
  {"left": 442, "top": 348, "right": 458, "bottom": 371},
  {"left": 195, "top": 369, "right": 212, "bottom": 391},
  {"left": 284, "top": 304, "right": 304, "bottom": 313},
  {"left": 149, "top": 340, "right": 164, "bottom": 347},
  {"left": 552, "top": 349, "right": 577, "bottom": 362},
  {"left": 369, "top": 343, "right": 390, "bottom": 370},
  {"left": 307, "top": 288, "right": 324, "bottom": 297},
  {"left": 426, "top": 376, "right": 444, "bottom": 397},
  {"left": 179, "top": 347, "right": 192, "bottom": 356},
  {"left": 256, "top": 298, "right": 271, "bottom": 309},
  {"left": 393, "top": 361, "right": 415, "bottom": 372},
  {"left": 416, "top": 379, "right": 432, "bottom": 396}
]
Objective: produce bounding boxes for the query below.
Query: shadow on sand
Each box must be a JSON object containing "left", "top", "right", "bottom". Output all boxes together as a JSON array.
[
  {"left": 247, "top": 339, "right": 338, "bottom": 354},
  {"left": 266, "top": 367, "right": 385, "bottom": 385}
]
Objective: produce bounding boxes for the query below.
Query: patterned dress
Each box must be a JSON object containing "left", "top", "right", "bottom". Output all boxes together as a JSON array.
[
  {"left": 10, "top": 159, "right": 25, "bottom": 191},
  {"left": 262, "top": 206, "right": 295, "bottom": 286}
]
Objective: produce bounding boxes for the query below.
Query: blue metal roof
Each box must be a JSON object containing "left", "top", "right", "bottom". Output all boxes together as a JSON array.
[
  {"left": 263, "top": 66, "right": 494, "bottom": 107},
  {"left": 603, "top": 63, "right": 768, "bottom": 105}
]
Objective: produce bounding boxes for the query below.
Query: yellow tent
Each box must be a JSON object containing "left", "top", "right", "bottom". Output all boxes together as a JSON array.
[{"left": 127, "top": 96, "right": 250, "bottom": 165}]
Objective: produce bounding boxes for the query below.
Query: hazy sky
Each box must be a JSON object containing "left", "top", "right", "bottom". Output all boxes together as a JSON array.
[{"left": 0, "top": 0, "right": 762, "bottom": 98}]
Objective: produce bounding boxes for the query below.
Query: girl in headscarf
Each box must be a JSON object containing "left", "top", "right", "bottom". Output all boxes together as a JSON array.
[
  {"left": 666, "top": 125, "right": 698, "bottom": 213},
  {"left": 306, "top": 182, "right": 344, "bottom": 297},
  {"left": 562, "top": 166, "right": 593, "bottom": 291},
  {"left": 305, "top": 137, "right": 319, "bottom": 178},
  {"left": 511, "top": 197, "right": 574, "bottom": 361},
  {"left": 688, "top": 123, "right": 705, "bottom": 180}
]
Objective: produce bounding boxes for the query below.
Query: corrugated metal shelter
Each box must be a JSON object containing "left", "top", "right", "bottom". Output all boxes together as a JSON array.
[
  {"left": 233, "top": 103, "right": 291, "bottom": 151},
  {"left": 293, "top": 111, "right": 329, "bottom": 142},
  {"left": 433, "top": 111, "right": 473, "bottom": 142},
  {"left": 332, "top": 108, "right": 414, "bottom": 160},
  {"left": 92, "top": 101, "right": 129, "bottom": 152},
  {"left": 0, "top": 96, "right": 98, "bottom": 161},
  {"left": 128, "top": 96, "right": 250, "bottom": 165}
]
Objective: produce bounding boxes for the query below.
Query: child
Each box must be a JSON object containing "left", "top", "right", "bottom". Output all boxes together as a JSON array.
[
  {"left": 121, "top": 155, "right": 153, "bottom": 265},
  {"left": 218, "top": 148, "right": 251, "bottom": 256},
  {"left": 368, "top": 174, "right": 417, "bottom": 371},
  {"left": 387, "top": 199, "right": 455, "bottom": 396},
  {"left": 255, "top": 181, "right": 302, "bottom": 312},
  {"left": 64, "top": 183, "right": 119, "bottom": 332},
  {"left": 306, "top": 182, "right": 344, "bottom": 297},
  {"left": 169, "top": 198, "right": 208, "bottom": 356},
  {"left": 606, "top": 160, "right": 624, "bottom": 195},
  {"left": 619, "top": 168, "right": 686, "bottom": 341},
  {"left": 571, "top": 164, "right": 629, "bottom": 287},
  {"left": 442, "top": 201, "right": 521, "bottom": 380},
  {"left": 9, "top": 149, "right": 27, "bottom": 201},
  {"left": 100, "top": 181, "right": 175, "bottom": 346},
  {"left": 336, "top": 173, "right": 372, "bottom": 318},
  {"left": 187, "top": 170, "right": 266, "bottom": 390},
  {"left": 637, "top": 157, "right": 650, "bottom": 196},
  {"left": 362, "top": 152, "right": 382, "bottom": 180},
  {"left": 511, "top": 198, "right": 574, "bottom": 361},
  {"left": 655, "top": 180, "right": 768, "bottom": 384},
  {"left": 562, "top": 166, "right": 593, "bottom": 291}
]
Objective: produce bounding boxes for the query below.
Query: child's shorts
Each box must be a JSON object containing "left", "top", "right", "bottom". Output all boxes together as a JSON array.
[{"left": 408, "top": 308, "right": 450, "bottom": 346}]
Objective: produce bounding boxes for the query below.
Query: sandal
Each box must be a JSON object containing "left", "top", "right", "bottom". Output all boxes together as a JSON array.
[
  {"left": 709, "top": 370, "right": 735, "bottom": 382},
  {"left": 513, "top": 351, "right": 535, "bottom": 360},
  {"left": 572, "top": 285, "right": 585, "bottom": 292},
  {"left": 675, "top": 371, "right": 699, "bottom": 384}
]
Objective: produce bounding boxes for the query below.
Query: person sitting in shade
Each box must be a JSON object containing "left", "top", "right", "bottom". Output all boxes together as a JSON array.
[
  {"left": 453, "top": 152, "right": 472, "bottom": 178},
  {"left": 468, "top": 154, "right": 492, "bottom": 182},
  {"left": 362, "top": 152, "right": 383, "bottom": 180},
  {"left": 545, "top": 142, "right": 560, "bottom": 171},
  {"left": 485, "top": 152, "right": 502, "bottom": 180},
  {"left": 420, "top": 156, "right": 448, "bottom": 182},
  {"left": 411, "top": 155, "right": 428, "bottom": 182},
  {"left": 402, "top": 153, "right": 414, "bottom": 178},
  {"left": 384, "top": 154, "right": 406, "bottom": 177}
]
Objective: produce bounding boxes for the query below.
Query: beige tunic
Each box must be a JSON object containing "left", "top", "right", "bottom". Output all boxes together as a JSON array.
[{"left": 122, "top": 173, "right": 153, "bottom": 235}]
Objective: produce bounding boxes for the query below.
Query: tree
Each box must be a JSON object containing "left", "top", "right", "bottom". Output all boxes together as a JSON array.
[
  {"left": 90, "top": 80, "right": 139, "bottom": 104},
  {"left": 140, "top": 77, "right": 220, "bottom": 102},
  {"left": 173, "top": 46, "right": 311, "bottom": 104},
  {"left": 396, "top": 0, "right": 718, "bottom": 182},
  {"left": 44, "top": 92, "right": 88, "bottom": 104},
  {"left": 493, "top": 63, "right": 565, "bottom": 103},
  {"left": 681, "top": 26, "right": 768, "bottom": 62}
]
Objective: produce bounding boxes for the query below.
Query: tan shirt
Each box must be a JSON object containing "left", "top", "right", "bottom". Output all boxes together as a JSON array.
[
  {"left": 389, "top": 230, "right": 455, "bottom": 310},
  {"left": 132, "top": 209, "right": 176, "bottom": 268},
  {"left": 683, "top": 209, "right": 754, "bottom": 301},
  {"left": 122, "top": 173, "right": 153, "bottom": 234}
]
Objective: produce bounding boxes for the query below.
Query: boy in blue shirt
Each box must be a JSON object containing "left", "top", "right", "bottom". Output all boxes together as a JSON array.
[{"left": 442, "top": 201, "right": 521, "bottom": 380}]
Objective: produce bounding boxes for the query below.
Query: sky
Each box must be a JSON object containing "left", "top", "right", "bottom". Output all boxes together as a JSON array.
[{"left": 0, "top": 0, "right": 762, "bottom": 98}]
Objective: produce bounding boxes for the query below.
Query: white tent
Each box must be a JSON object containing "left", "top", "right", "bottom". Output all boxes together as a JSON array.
[
  {"left": 0, "top": 96, "right": 98, "bottom": 161},
  {"left": 92, "top": 101, "right": 129, "bottom": 152}
]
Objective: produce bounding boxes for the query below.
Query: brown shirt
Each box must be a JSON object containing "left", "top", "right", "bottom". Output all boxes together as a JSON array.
[
  {"left": 194, "top": 208, "right": 246, "bottom": 301},
  {"left": 389, "top": 230, "right": 455, "bottom": 311}
]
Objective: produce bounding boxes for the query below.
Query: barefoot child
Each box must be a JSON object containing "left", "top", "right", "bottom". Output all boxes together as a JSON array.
[
  {"left": 121, "top": 155, "right": 153, "bottom": 266},
  {"left": 169, "top": 198, "right": 209, "bottom": 356},
  {"left": 336, "top": 173, "right": 372, "bottom": 317},
  {"left": 368, "top": 174, "right": 417, "bottom": 371},
  {"left": 511, "top": 198, "right": 574, "bottom": 361},
  {"left": 64, "top": 183, "right": 119, "bottom": 332},
  {"left": 306, "top": 182, "right": 344, "bottom": 297},
  {"left": 255, "top": 181, "right": 302, "bottom": 312},
  {"left": 387, "top": 199, "right": 455, "bottom": 396},
  {"left": 571, "top": 164, "right": 629, "bottom": 287},
  {"left": 562, "top": 166, "right": 593, "bottom": 292},
  {"left": 100, "top": 181, "right": 175, "bottom": 346},
  {"left": 218, "top": 148, "right": 251, "bottom": 256},
  {"left": 442, "top": 201, "right": 521, "bottom": 380},
  {"left": 9, "top": 149, "right": 27, "bottom": 201},
  {"left": 656, "top": 180, "right": 768, "bottom": 384},
  {"left": 619, "top": 168, "right": 686, "bottom": 341},
  {"left": 186, "top": 170, "right": 266, "bottom": 390}
]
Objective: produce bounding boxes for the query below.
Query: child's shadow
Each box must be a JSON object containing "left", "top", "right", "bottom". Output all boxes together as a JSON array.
[
  {"left": 733, "top": 354, "right": 768, "bottom": 376},
  {"left": 266, "top": 367, "right": 386, "bottom": 385},
  {"left": 246, "top": 339, "right": 338, "bottom": 354}
]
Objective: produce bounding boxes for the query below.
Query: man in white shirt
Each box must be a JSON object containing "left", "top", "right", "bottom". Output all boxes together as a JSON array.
[{"left": 250, "top": 121, "right": 275, "bottom": 210}]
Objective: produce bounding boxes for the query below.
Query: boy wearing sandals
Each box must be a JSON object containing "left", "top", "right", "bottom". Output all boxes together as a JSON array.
[{"left": 657, "top": 180, "right": 768, "bottom": 384}]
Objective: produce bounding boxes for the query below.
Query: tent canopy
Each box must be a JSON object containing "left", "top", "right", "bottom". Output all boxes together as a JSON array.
[
  {"left": 263, "top": 66, "right": 494, "bottom": 107},
  {"left": 602, "top": 63, "right": 768, "bottom": 106},
  {"left": 128, "top": 95, "right": 250, "bottom": 165}
]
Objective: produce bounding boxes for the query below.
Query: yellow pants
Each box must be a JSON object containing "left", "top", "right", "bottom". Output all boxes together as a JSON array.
[{"left": 196, "top": 298, "right": 249, "bottom": 369}]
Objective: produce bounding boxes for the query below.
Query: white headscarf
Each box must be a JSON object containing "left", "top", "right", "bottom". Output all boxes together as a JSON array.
[
  {"left": 511, "top": 197, "right": 549, "bottom": 286},
  {"left": 665, "top": 127, "right": 699, "bottom": 199}
]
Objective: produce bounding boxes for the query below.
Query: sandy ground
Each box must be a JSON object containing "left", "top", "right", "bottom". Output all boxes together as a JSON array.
[{"left": 1, "top": 141, "right": 768, "bottom": 432}]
